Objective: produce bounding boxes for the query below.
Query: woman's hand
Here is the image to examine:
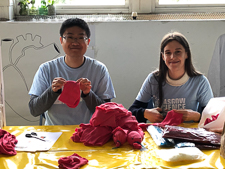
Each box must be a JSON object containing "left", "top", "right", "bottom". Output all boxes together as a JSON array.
[
  {"left": 144, "top": 107, "right": 164, "bottom": 123},
  {"left": 52, "top": 77, "right": 66, "bottom": 92},
  {"left": 174, "top": 109, "right": 200, "bottom": 122},
  {"left": 76, "top": 78, "right": 92, "bottom": 95}
]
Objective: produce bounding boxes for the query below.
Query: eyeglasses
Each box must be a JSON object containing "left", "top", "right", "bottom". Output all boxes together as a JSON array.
[{"left": 63, "top": 36, "right": 88, "bottom": 43}]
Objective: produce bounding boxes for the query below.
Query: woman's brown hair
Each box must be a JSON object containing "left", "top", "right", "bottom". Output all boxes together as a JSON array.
[{"left": 154, "top": 32, "right": 201, "bottom": 107}]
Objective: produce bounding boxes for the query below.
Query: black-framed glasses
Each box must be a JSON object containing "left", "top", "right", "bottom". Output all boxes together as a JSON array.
[{"left": 63, "top": 36, "right": 88, "bottom": 43}]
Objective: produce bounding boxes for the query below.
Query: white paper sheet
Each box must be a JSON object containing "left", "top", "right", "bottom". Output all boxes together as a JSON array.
[{"left": 15, "top": 131, "right": 62, "bottom": 152}]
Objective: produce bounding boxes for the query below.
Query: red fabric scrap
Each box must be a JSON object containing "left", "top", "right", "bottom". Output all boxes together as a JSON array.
[
  {"left": 90, "top": 102, "right": 131, "bottom": 128},
  {"left": 112, "top": 126, "right": 128, "bottom": 147},
  {"left": 71, "top": 123, "right": 92, "bottom": 142},
  {"left": 138, "top": 123, "right": 151, "bottom": 131},
  {"left": 117, "top": 115, "right": 139, "bottom": 131},
  {"left": 81, "top": 126, "right": 112, "bottom": 146},
  {"left": 58, "top": 81, "right": 80, "bottom": 108},
  {"left": 204, "top": 114, "right": 219, "bottom": 125},
  {"left": 71, "top": 125, "right": 112, "bottom": 146},
  {"left": 153, "top": 110, "right": 183, "bottom": 127},
  {"left": 127, "top": 128, "right": 144, "bottom": 149},
  {"left": 0, "top": 129, "right": 18, "bottom": 155},
  {"left": 58, "top": 153, "right": 88, "bottom": 169}
]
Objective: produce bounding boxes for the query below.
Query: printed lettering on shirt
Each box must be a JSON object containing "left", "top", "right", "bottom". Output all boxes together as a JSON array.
[
  {"left": 153, "top": 96, "right": 186, "bottom": 110},
  {"left": 162, "top": 98, "right": 186, "bottom": 110}
]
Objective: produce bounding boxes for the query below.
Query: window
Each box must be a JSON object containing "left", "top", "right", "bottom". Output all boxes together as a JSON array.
[
  {"left": 156, "top": 0, "right": 225, "bottom": 13},
  {"left": 159, "top": 0, "right": 225, "bottom": 5},
  {"left": 54, "top": 0, "right": 129, "bottom": 14},
  {"left": 56, "top": 0, "right": 126, "bottom": 5}
]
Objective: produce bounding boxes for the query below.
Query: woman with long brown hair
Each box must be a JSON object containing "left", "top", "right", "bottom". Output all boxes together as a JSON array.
[{"left": 129, "top": 32, "right": 213, "bottom": 123}]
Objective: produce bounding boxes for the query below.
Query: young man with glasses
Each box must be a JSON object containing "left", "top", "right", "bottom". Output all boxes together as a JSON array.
[{"left": 28, "top": 18, "right": 116, "bottom": 125}]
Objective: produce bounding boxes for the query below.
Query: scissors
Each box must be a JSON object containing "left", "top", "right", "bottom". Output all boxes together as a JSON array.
[{"left": 25, "top": 132, "right": 46, "bottom": 142}]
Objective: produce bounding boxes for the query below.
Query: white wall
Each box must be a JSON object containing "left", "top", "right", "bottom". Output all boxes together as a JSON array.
[{"left": 0, "top": 20, "right": 223, "bottom": 126}]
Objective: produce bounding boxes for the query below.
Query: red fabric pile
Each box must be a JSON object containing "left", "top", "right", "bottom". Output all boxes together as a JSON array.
[
  {"left": 204, "top": 114, "right": 219, "bottom": 125},
  {"left": 71, "top": 102, "right": 144, "bottom": 149},
  {"left": 152, "top": 110, "right": 183, "bottom": 128},
  {"left": 0, "top": 129, "right": 18, "bottom": 155},
  {"left": 58, "top": 81, "right": 80, "bottom": 108},
  {"left": 58, "top": 153, "right": 88, "bottom": 169}
]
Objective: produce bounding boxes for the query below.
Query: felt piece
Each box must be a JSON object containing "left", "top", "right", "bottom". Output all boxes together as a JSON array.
[
  {"left": 153, "top": 110, "right": 183, "bottom": 127},
  {"left": 90, "top": 102, "right": 131, "bottom": 128},
  {"left": 127, "top": 129, "right": 144, "bottom": 149},
  {"left": 117, "top": 115, "right": 139, "bottom": 131},
  {"left": 137, "top": 127, "right": 145, "bottom": 139},
  {"left": 71, "top": 125, "right": 112, "bottom": 146},
  {"left": 138, "top": 123, "right": 151, "bottom": 131},
  {"left": 58, "top": 153, "right": 88, "bottom": 169},
  {"left": 0, "top": 129, "right": 18, "bottom": 155},
  {"left": 204, "top": 114, "right": 219, "bottom": 125},
  {"left": 81, "top": 126, "right": 112, "bottom": 146},
  {"left": 112, "top": 126, "right": 128, "bottom": 147},
  {"left": 58, "top": 81, "right": 80, "bottom": 108},
  {"left": 71, "top": 123, "right": 92, "bottom": 142}
]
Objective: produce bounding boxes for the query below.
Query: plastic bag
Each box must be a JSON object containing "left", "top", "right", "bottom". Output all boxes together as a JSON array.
[
  {"left": 147, "top": 125, "right": 174, "bottom": 147},
  {"left": 198, "top": 97, "right": 225, "bottom": 130},
  {"left": 155, "top": 147, "right": 205, "bottom": 162},
  {"left": 163, "top": 125, "right": 221, "bottom": 146}
]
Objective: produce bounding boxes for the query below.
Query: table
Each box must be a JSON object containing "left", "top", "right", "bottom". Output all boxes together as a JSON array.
[{"left": 1, "top": 123, "right": 225, "bottom": 169}]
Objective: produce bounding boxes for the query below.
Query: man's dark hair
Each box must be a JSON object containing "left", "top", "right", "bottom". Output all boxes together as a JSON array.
[{"left": 60, "top": 18, "right": 91, "bottom": 38}]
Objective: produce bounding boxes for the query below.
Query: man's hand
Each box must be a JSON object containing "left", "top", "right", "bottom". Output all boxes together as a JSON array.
[
  {"left": 77, "top": 78, "right": 92, "bottom": 95},
  {"left": 144, "top": 107, "right": 164, "bottom": 123},
  {"left": 52, "top": 77, "right": 66, "bottom": 92},
  {"left": 174, "top": 109, "right": 200, "bottom": 122}
]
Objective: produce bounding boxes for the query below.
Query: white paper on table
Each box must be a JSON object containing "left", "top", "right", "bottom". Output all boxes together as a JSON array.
[{"left": 15, "top": 132, "right": 62, "bottom": 152}]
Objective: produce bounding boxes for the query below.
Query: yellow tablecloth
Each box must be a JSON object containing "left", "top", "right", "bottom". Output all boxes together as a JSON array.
[{"left": 1, "top": 124, "right": 225, "bottom": 169}]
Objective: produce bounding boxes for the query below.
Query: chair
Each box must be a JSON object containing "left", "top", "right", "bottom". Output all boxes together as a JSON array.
[{"left": 39, "top": 113, "right": 45, "bottom": 125}]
